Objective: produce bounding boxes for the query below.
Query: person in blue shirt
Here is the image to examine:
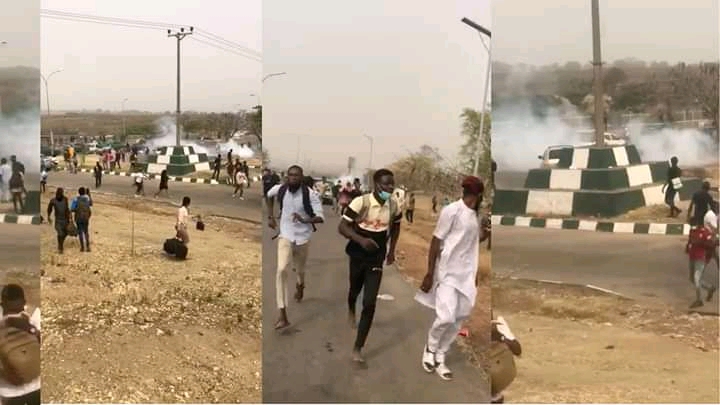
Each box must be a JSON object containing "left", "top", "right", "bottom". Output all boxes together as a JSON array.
[{"left": 70, "top": 187, "right": 93, "bottom": 252}]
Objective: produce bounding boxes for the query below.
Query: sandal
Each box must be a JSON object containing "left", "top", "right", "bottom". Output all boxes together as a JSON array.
[
  {"left": 294, "top": 283, "right": 305, "bottom": 302},
  {"left": 274, "top": 318, "right": 290, "bottom": 330}
]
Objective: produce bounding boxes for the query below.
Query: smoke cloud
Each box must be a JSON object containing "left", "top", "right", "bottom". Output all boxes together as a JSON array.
[
  {"left": 627, "top": 122, "right": 717, "bottom": 166},
  {"left": 149, "top": 116, "right": 255, "bottom": 159},
  {"left": 0, "top": 109, "right": 40, "bottom": 190}
]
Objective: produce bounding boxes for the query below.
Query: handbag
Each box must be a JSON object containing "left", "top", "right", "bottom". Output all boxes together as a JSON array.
[
  {"left": 489, "top": 340, "right": 517, "bottom": 396},
  {"left": 671, "top": 177, "right": 683, "bottom": 190}
]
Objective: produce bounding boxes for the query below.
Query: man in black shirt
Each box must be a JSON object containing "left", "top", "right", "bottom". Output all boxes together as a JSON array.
[
  {"left": 662, "top": 156, "right": 683, "bottom": 217},
  {"left": 688, "top": 181, "right": 714, "bottom": 226}
]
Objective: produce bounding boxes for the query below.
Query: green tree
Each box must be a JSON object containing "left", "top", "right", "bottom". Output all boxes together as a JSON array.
[
  {"left": 245, "top": 105, "right": 262, "bottom": 143},
  {"left": 458, "top": 108, "right": 491, "bottom": 180}
]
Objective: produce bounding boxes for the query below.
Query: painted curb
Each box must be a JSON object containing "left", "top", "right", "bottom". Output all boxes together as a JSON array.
[
  {"left": 0, "top": 213, "right": 42, "bottom": 225},
  {"left": 76, "top": 169, "right": 220, "bottom": 184},
  {"left": 492, "top": 214, "right": 691, "bottom": 236},
  {"left": 503, "top": 276, "right": 630, "bottom": 299}
]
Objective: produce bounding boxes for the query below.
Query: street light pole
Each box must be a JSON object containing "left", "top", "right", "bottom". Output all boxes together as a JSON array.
[
  {"left": 363, "top": 134, "right": 374, "bottom": 170},
  {"left": 262, "top": 72, "right": 286, "bottom": 83},
  {"left": 41, "top": 68, "right": 64, "bottom": 156},
  {"left": 121, "top": 98, "right": 128, "bottom": 141},
  {"left": 591, "top": 0, "right": 605, "bottom": 146},
  {"left": 461, "top": 17, "right": 492, "bottom": 177},
  {"left": 168, "top": 26, "right": 194, "bottom": 147}
]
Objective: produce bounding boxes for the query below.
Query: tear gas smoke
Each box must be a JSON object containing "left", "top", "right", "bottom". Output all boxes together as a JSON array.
[
  {"left": 626, "top": 122, "right": 717, "bottom": 167},
  {"left": 149, "top": 116, "right": 255, "bottom": 159},
  {"left": 0, "top": 109, "right": 40, "bottom": 189}
]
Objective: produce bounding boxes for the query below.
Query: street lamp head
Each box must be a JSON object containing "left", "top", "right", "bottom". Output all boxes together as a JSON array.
[
  {"left": 189, "top": 26, "right": 194, "bottom": 32},
  {"left": 167, "top": 29, "right": 172, "bottom": 35},
  {"left": 0, "top": 41, "right": 7, "bottom": 45},
  {"left": 180, "top": 27, "right": 184, "bottom": 33}
]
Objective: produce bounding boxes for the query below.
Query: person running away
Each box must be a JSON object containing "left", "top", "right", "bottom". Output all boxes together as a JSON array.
[
  {"left": 154, "top": 169, "right": 170, "bottom": 199},
  {"left": 47, "top": 188, "right": 71, "bottom": 254},
  {"left": 416, "top": 176, "right": 487, "bottom": 380},
  {"left": 662, "top": 156, "right": 683, "bottom": 217},
  {"left": 686, "top": 210, "right": 718, "bottom": 308},
  {"left": 70, "top": 187, "right": 93, "bottom": 252},
  {"left": 233, "top": 170, "right": 248, "bottom": 199}
]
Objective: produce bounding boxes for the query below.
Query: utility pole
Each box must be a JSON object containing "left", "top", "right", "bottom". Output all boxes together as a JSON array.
[
  {"left": 121, "top": 98, "right": 128, "bottom": 142},
  {"left": 167, "top": 26, "right": 194, "bottom": 147},
  {"left": 591, "top": 0, "right": 605, "bottom": 146},
  {"left": 41, "top": 68, "right": 64, "bottom": 155}
]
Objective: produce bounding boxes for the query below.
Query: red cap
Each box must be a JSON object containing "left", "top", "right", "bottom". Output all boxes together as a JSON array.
[{"left": 462, "top": 176, "right": 484, "bottom": 194}]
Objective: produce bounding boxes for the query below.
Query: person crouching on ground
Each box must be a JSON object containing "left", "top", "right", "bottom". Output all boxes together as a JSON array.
[
  {"left": 417, "top": 176, "right": 486, "bottom": 380},
  {"left": 338, "top": 168, "right": 402, "bottom": 364},
  {"left": 686, "top": 209, "right": 718, "bottom": 308}
]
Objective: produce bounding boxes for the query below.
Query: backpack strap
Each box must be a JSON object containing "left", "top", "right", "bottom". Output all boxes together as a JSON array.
[
  {"left": 301, "top": 186, "right": 318, "bottom": 232},
  {"left": 276, "top": 184, "right": 288, "bottom": 219}
]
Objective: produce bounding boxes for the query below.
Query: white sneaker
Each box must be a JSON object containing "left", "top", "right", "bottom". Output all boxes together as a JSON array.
[
  {"left": 422, "top": 345, "right": 436, "bottom": 373},
  {"left": 435, "top": 362, "right": 453, "bottom": 381}
]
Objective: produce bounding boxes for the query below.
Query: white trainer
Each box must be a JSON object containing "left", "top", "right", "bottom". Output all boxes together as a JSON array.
[{"left": 435, "top": 362, "right": 453, "bottom": 381}]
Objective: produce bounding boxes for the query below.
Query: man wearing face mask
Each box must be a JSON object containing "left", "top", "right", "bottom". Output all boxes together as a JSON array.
[
  {"left": 338, "top": 168, "right": 402, "bottom": 364},
  {"left": 416, "top": 176, "right": 486, "bottom": 381}
]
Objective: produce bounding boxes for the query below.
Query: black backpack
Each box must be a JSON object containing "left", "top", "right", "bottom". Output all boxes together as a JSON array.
[
  {"left": 277, "top": 184, "right": 317, "bottom": 232},
  {"left": 163, "top": 238, "right": 188, "bottom": 259}
]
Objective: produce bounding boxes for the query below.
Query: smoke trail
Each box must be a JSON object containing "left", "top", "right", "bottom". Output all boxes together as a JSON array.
[{"left": 147, "top": 116, "right": 255, "bottom": 159}]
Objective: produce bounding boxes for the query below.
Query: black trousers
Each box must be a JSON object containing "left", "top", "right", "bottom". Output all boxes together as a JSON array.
[
  {"left": 348, "top": 256, "right": 384, "bottom": 350},
  {"left": 405, "top": 209, "right": 414, "bottom": 223},
  {"left": 2, "top": 389, "right": 41, "bottom": 405}
]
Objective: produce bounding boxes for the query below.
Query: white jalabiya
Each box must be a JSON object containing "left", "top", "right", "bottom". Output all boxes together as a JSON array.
[{"left": 415, "top": 199, "right": 482, "bottom": 363}]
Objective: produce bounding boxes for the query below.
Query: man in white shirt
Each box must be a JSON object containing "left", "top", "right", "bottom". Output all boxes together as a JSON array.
[
  {"left": 176, "top": 196, "right": 192, "bottom": 244},
  {"left": 266, "top": 165, "right": 324, "bottom": 329},
  {"left": 0, "top": 284, "right": 41, "bottom": 405},
  {"left": 416, "top": 176, "right": 487, "bottom": 381}
]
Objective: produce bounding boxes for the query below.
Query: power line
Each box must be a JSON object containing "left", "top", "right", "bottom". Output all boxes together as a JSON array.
[
  {"left": 41, "top": 9, "right": 261, "bottom": 56},
  {"left": 40, "top": 9, "right": 261, "bottom": 61}
]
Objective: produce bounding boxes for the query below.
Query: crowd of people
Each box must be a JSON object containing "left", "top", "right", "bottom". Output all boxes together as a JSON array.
[{"left": 263, "top": 163, "right": 494, "bottom": 383}]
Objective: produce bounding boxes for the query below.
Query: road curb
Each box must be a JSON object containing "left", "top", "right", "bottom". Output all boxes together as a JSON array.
[
  {"left": 503, "top": 276, "right": 631, "bottom": 299},
  {"left": 0, "top": 213, "right": 42, "bottom": 225},
  {"left": 492, "top": 214, "right": 690, "bottom": 236},
  {"left": 76, "top": 169, "right": 222, "bottom": 185}
]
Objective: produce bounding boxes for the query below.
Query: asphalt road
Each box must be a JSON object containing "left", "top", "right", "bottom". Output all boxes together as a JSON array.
[
  {"left": 493, "top": 226, "right": 720, "bottom": 311},
  {"left": 48, "top": 172, "right": 261, "bottom": 222},
  {"left": 262, "top": 214, "right": 488, "bottom": 403},
  {"left": 0, "top": 223, "right": 40, "bottom": 276}
]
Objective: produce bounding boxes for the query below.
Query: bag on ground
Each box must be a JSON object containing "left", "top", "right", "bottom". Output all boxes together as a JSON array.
[
  {"left": 163, "top": 238, "right": 188, "bottom": 260},
  {"left": 0, "top": 317, "right": 41, "bottom": 385}
]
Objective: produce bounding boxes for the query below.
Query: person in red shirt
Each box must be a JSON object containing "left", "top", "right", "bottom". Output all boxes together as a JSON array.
[{"left": 686, "top": 220, "right": 717, "bottom": 308}]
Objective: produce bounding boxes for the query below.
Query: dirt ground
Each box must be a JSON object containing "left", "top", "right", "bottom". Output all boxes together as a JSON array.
[
  {"left": 397, "top": 195, "right": 720, "bottom": 403},
  {"left": 40, "top": 190, "right": 261, "bottom": 403}
]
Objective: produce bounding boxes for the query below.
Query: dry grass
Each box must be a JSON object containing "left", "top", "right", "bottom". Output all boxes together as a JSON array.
[
  {"left": 492, "top": 277, "right": 719, "bottom": 403},
  {"left": 41, "top": 191, "right": 261, "bottom": 403}
]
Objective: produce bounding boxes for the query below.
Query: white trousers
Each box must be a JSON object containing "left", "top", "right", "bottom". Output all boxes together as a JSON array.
[
  {"left": 276, "top": 238, "right": 310, "bottom": 310},
  {"left": 427, "top": 283, "right": 474, "bottom": 363}
]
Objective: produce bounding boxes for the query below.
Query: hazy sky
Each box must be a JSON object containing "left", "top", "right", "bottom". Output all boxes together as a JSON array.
[
  {"left": 1, "top": 0, "right": 40, "bottom": 68},
  {"left": 493, "top": 0, "right": 719, "bottom": 65},
  {"left": 263, "top": 0, "right": 491, "bottom": 174},
  {"left": 41, "top": 0, "right": 261, "bottom": 113}
]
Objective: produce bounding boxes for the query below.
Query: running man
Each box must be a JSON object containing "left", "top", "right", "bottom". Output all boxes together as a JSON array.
[
  {"left": 686, "top": 209, "right": 718, "bottom": 308},
  {"left": 338, "top": 168, "right": 402, "bottom": 364},
  {"left": 417, "top": 176, "right": 487, "bottom": 380},
  {"left": 662, "top": 156, "right": 682, "bottom": 217},
  {"left": 266, "top": 165, "right": 324, "bottom": 329}
]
